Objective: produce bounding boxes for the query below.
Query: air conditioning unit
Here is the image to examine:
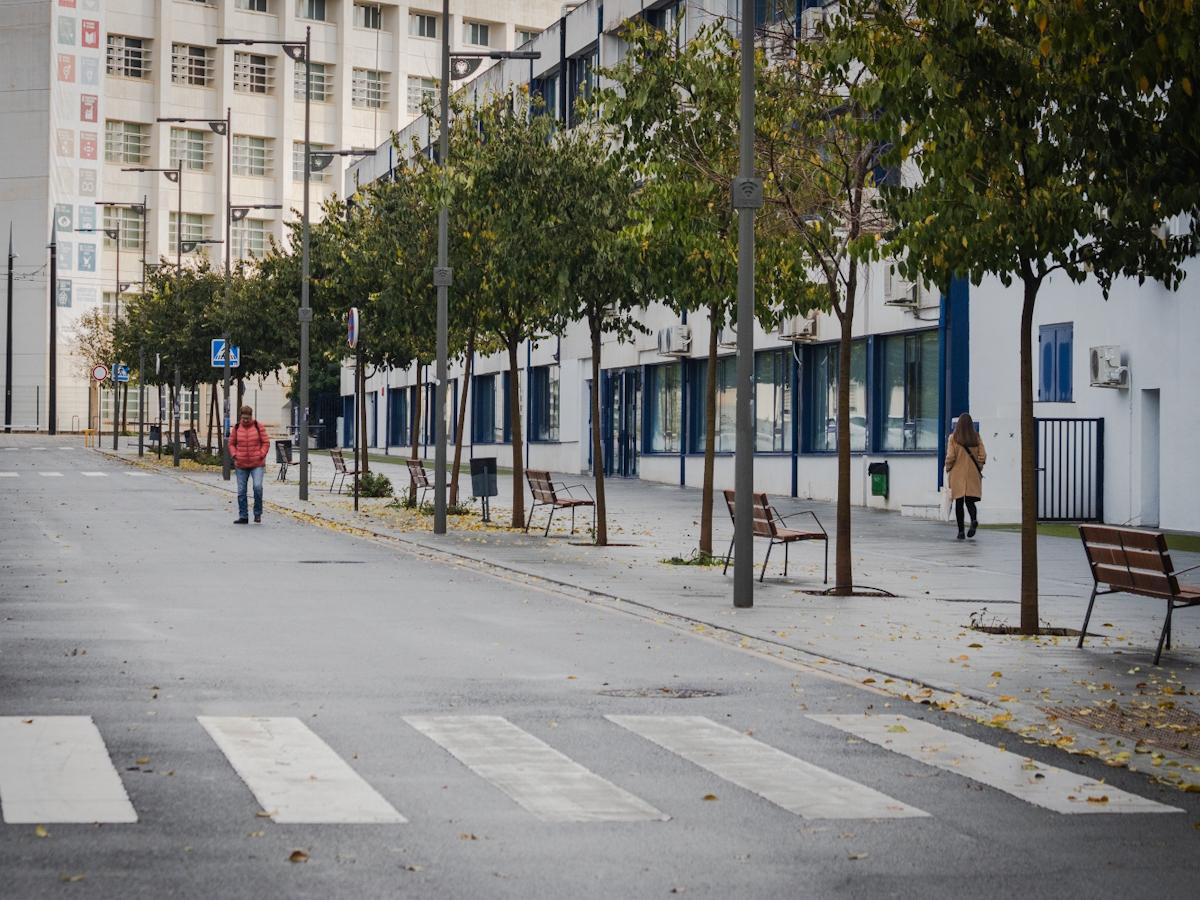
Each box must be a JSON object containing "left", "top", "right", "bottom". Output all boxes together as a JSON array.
[
  {"left": 1089, "top": 345, "right": 1128, "bottom": 388},
  {"left": 656, "top": 324, "right": 691, "bottom": 357},
  {"left": 778, "top": 310, "right": 819, "bottom": 342},
  {"left": 883, "top": 263, "right": 919, "bottom": 308},
  {"left": 800, "top": 5, "right": 828, "bottom": 40},
  {"left": 717, "top": 325, "right": 738, "bottom": 348}
]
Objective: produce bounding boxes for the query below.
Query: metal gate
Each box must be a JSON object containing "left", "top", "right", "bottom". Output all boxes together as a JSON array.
[{"left": 1036, "top": 417, "right": 1104, "bottom": 521}]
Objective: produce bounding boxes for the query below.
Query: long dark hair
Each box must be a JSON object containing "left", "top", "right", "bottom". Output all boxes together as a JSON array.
[{"left": 953, "top": 413, "right": 979, "bottom": 448}]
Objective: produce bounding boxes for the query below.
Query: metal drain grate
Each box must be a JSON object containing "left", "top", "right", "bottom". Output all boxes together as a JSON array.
[
  {"left": 1044, "top": 704, "right": 1200, "bottom": 759},
  {"left": 599, "top": 687, "right": 722, "bottom": 699}
]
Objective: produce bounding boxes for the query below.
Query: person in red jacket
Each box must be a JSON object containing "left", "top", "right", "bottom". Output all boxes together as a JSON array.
[{"left": 228, "top": 405, "right": 270, "bottom": 524}]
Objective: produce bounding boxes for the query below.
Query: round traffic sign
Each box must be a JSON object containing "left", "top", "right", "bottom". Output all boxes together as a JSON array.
[
  {"left": 91, "top": 364, "right": 109, "bottom": 382},
  {"left": 347, "top": 307, "right": 359, "bottom": 349}
]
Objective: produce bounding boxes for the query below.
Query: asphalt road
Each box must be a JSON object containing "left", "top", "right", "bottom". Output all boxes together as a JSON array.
[{"left": 1, "top": 437, "right": 1197, "bottom": 900}]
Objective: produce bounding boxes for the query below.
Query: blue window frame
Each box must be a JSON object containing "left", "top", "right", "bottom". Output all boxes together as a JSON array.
[
  {"left": 1038, "top": 322, "right": 1073, "bottom": 402},
  {"left": 530, "top": 365, "right": 560, "bottom": 442},
  {"left": 341, "top": 395, "right": 354, "bottom": 447},
  {"left": 755, "top": 348, "right": 793, "bottom": 452},
  {"left": 687, "top": 356, "right": 737, "bottom": 453},
  {"left": 879, "top": 330, "right": 939, "bottom": 451},
  {"left": 804, "top": 341, "right": 867, "bottom": 452},
  {"left": 387, "top": 386, "right": 407, "bottom": 446},
  {"left": 645, "top": 362, "right": 682, "bottom": 453},
  {"left": 471, "top": 371, "right": 510, "bottom": 444}
]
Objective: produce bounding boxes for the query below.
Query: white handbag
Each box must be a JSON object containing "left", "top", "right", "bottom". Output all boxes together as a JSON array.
[{"left": 940, "top": 485, "right": 954, "bottom": 521}]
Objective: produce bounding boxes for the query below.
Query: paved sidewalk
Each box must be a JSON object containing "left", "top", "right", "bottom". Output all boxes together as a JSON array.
[{"left": 104, "top": 443, "right": 1200, "bottom": 789}]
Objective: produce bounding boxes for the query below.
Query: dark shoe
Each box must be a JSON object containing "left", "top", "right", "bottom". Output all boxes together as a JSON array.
[
  {"left": 967, "top": 521, "right": 978, "bottom": 538},
  {"left": 234, "top": 517, "right": 249, "bottom": 525},
  {"left": 254, "top": 515, "right": 261, "bottom": 524},
  {"left": 956, "top": 529, "right": 965, "bottom": 540}
]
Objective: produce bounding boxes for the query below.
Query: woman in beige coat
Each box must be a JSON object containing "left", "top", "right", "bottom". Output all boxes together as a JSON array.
[{"left": 945, "top": 414, "right": 986, "bottom": 539}]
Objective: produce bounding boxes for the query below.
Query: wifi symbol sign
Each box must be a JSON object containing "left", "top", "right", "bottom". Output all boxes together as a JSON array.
[{"left": 731, "top": 177, "right": 763, "bottom": 209}]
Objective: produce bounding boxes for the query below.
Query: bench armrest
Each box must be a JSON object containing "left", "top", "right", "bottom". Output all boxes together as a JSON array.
[
  {"left": 555, "top": 482, "right": 594, "bottom": 502},
  {"left": 774, "top": 508, "right": 827, "bottom": 536},
  {"left": 1174, "top": 563, "right": 1200, "bottom": 578}
]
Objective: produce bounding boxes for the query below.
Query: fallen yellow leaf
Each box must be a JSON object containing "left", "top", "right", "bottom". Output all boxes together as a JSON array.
[
  {"left": 289, "top": 850, "right": 309, "bottom": 863},
  {"left": 702, "top": 793, "right": 718, "bottom": 801},
  {"left": 34, "top": 824, "right": 49, "bottom": 838}
]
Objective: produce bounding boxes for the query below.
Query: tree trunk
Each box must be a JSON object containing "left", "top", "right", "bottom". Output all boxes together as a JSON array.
[
  {"left": 590, "top": 322, "right": 608, "bottom": 546},
  {"left": 408, "top": 362, "right": 422, "bottom": 506},
  {"left": 507, "top": 339, "right": 525, "bottom": 529},
  {"left": 206, "top": 381, "right": 216, "bottom": 452},
  {"left": 1019, "top": 278, "right": 1040, "bottom": 632},
  {"left": 833, "top": 279, "right": 856, "bottom": 595},
  {"left": 449, "top": 334, "right": 475, "bottom": 507},
  {"left": 358, "top": 354, "right": 369, "bottom": 476},
  {"left": 236, "top": 377, "right": 244, "bottom": 413},
  {"left": 699, "top": 303, "right": 719, "bottom": 556},
  {"left": 120, "top": 379, "right": 129, "bottom": 433}
]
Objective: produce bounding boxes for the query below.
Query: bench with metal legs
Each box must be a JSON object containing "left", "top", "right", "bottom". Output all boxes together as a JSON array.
[
  {"left": 524, "top": 469, "right": 595, "bottom": 538},
  {"left": 722, "top": 490, "right": 828, "bottom": 584}
]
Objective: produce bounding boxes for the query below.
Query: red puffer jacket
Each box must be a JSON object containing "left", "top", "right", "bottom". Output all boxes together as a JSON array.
[{"left": 229, "top": 420, "right": 271, "bottom": 470}]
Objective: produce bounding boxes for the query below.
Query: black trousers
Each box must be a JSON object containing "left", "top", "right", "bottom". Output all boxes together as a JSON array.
[{"left": 955, "top": 497, "right": 979, "bottom": 530}]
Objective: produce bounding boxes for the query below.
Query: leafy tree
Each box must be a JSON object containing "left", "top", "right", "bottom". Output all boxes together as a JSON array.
[{"left": 841, "top": 0, "right": 1199, "bottom": 628}]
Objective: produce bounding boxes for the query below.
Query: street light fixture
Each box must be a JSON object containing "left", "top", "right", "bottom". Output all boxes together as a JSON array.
[
  {"left": 430, "top": 4, "right": 541, "bottom": 535},
  {"left": 122, "top": 165, "right": 183, "bottom": 266}
]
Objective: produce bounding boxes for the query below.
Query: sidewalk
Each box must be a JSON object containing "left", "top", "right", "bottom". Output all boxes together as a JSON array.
[{"left": 105, "top": 444, "right": 1200, "bottom": 790}]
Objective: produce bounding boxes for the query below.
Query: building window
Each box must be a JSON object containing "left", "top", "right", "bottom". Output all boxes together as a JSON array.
[
  {"left": 352, "top": 68, "right": 388, "bottom": 108},
  {"left": 102, "top": 207, "right": 143, "bottom": 251},
  {"left": 354, "top": 3, "right": 382, "bottom": 29},
  {"left": 169, "top": 128, "right": 212, "bottom": 172},
  {"left": 646, "top": 363, "right": 682, "bottom": 453},
  {"left": 755, "top": 349, "right": 792, "bottom": 453},
  {"left": 169, "top": 213, "right": 211, "bottom": 250},
  {"left": 533, "top": 74, "right": 558, "bottom": 118},
  {"left": 807, "top": 341, "right": 867, "bottom": 452},
  {"left": 294, "top": 141, "right": 331, "bottom": 182},
  {"left": 171, "top": 44, "right": 214, "bottom": 87},
  {"left": 387, "top": 387, "right": 408, "bottom": 446},
  {"left": 296, "top": 0, "right": 327, "bottom": 21},
  {"left": 233, "top": 52, "right": 274, "bottom": 94},
  {"left": 517, "top": 28, "right": 539, "bottom": 45},
  {"left": 881, "top": 330, "right": 939, "bottom": 451},
  {"left": 236, "top": 0, "right": 270, "bottom": 11},
  {"left": 233, "top": 135, "right": 273, "bottom": 177},
  {"left": 1038, "top": 322, "right": 1073, "bottom": 403},
  {"left": 464, "top": 21, "right": 490, "bottom": 47},
  {"left": 409, "top": 13, "right": 438, "bottom": 39},
  {"left": 294, "top": 61, "right": 333, "bottom": 102},
  {"left": 231, "top": 218, "right": 267, "bottom": 260},
  {"left": 106, "top": 35, "right": 152, "bottom": 79},
  {"left": 530, "top": 365, "right": 560, "bottom": 442},
  {"left": 407, "top": 76, "right": 437, "bottom": 114},
  {"left": 567, "top": 50, "right": 598, "bottom": 127},
  {"left": 104, "top": 120, "right": 150, "bottom": 164},
  {"left": 687, "top": 356, "right": 737, "bottom": 453},
  {"left": 472, "top": 372, "right": 510, "bottom": 444}
]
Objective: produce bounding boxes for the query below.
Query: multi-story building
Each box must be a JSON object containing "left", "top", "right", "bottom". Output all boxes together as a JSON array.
[
  {"left": 344, "top": 0, "right": 1199, "bottom": 533},
  {"left": 0, "top": 0, "right": 564, "bottom": 432}
]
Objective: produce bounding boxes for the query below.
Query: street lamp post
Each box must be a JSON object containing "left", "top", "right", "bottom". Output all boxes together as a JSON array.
[
  {"left": 5, "top": 225, "right": 16, "bottom": 433},
  {"left": 437, "top": 30, "right": 540, "bottom": 535},
  {"left": 48, "top": 228, "right": 57, "bottom": 435},
  {"left": 732, "top": 0, "right": 762, "bottom": 609}
]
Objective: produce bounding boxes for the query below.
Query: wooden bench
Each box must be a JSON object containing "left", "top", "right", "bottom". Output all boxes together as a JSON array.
[
  {"left": 274, "top": 439, "right": 312, "bottom": 483},
  {"left": 183, "top": 428, "right": 199, "bottom": 452},
  {"left": 722, "top": 490, "right": 828, "bottom": 583},
  {"left": 1078, "top": 524, "right": 1200, "bottom": 664},
  {"left": 525, "top": 469, "right": 594, "bottom": 537},
  {"left": 406, "top": 458, "right": 432, "bottom": 506},
  {"left": 328, "top": 448, "right": 359, "bottom": 494}
]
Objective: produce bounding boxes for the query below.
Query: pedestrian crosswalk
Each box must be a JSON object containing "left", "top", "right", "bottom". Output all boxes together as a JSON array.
[
  {"left": 0, "top": 471, "right": 154, "bottom": 479},
  {"left": 0, "top": 714, "right": 1182, "bottom": 826}
]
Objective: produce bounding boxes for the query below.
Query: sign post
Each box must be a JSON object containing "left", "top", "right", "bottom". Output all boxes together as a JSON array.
[
  {"left": 91, "top": 364, "right": 108, "bottom": 448},
  {"left": 348, "top": 308, "right": 360, "bottom": 512}
]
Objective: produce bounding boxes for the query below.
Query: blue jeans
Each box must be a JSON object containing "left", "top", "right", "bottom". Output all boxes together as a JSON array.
[{"left": 236, "top": 466, "right": 264, "bottom": 519}]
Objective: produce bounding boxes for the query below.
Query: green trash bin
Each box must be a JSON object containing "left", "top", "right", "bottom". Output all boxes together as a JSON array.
[{"left": 868, "top": 461, "right": 889, "bottom": 499}]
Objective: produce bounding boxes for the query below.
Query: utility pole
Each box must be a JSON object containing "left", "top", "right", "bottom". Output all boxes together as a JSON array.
[
  {"left": 433, "top": 0, "right": 451, "bottom": 534},
  {"left": 48, "top": 229, "right": 57, "bottom": 435},
  {"left": 138, "top": 194, "right": 147, "bottom": 457},
  {"left": 222, "top": 108, "right": 233, "bottom": 481},
  {"left": 299, "top": 27, "right": 313, "bottom": 501},
  {"left": 5, "top": 225, "right": 15, "bottom": 433},
  {"left": 732, "top": 0, "right": 761, "bottom": 608}
]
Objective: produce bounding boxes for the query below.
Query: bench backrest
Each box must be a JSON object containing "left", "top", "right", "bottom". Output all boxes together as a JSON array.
[
  {"left": 406, "top": 458, "right": 431, "bottom": 487},
  {"left": 275, "top": 440, "right": 293, "bottom": 464},
  {"left": 184, "top": 429, "right": 199, "bottom": 450},
  {"left": 1079, "top": 525, "right": 1178, "bottom": 598},
  {"left": 722, "top": 489, "right": 777, "bottom": 538},
  {"left": 330, "top": 448, "right": 346, "bottom": 473},
  {"left": 526, "top": 469, "right": 557, "bottom": 503}
]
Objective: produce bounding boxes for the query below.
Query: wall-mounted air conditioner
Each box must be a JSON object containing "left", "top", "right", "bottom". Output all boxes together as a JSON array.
[
  {"left": 883, "top": 263, "right": 919, "bottom": 308},
  {"left": 656, "top": 324, "right": 691, "bottom": 357},
  {"left": 778, "top": 310, "right": 819, "bottom": 342},
  {"left": 1089, "top": 345, "right": 1129, "bottom": 388},
  {"left": 717, "top": 325, "right": 738, "bottom": 348},
  {"left": 800, "top": 5, "right": 828, "bottom": 40}
]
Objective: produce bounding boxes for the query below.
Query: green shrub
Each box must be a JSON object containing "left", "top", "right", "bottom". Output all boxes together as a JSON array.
[{"left": 358, "top": 471, "right": 393, "bottom": 498}]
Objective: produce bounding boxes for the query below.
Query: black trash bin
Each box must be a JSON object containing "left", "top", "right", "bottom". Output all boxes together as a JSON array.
[{"left": 470, "top": 457, "right": 498, "bottom": 522}]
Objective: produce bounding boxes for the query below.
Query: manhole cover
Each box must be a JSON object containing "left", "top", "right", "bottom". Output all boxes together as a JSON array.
[
  {"left": 599, "top": 687, "right": 722, "bottom": 699},
  {"left": 1044, "top": 704, "right": 1200, "bottom": 759},
  {"left": 297, "top": 560, "right": 366, "bottom": 565}
]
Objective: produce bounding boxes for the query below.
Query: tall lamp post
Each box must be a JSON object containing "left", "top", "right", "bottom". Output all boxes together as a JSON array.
[
  {"left": 5, "top": 225, "right": 16, "bottom": 433},
  {"left": 48, "top": 227, "right": 57, "bottom": 435},
  {"left": 158, "top": 112, "right": 233, "bottom": 477},
  {"left": 732, "top": 0, "right": 762, "bottom": 608},
  {"left": 122, "top": 165, "right": 183, "bottom": 267},
  {"left": 436, "top": 13, "right": 540, "bottom": 534}
]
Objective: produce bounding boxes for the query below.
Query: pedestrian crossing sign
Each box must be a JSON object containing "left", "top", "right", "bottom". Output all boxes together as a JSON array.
[{"left": 211, "top": 338, "right": 240, "bottom": 368}]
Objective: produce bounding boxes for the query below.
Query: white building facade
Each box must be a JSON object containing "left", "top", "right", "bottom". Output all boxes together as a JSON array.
[
  {"left": 0, "top": 0, "right": 564, "bottom": 432},
  {"left": 342, "top": 0, "right": 1197, "bottom": 532}
]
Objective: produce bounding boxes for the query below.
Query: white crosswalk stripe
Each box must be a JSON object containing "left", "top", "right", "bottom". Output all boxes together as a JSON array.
[
  {"left": 80, "top": 471, "right": 108, "bottom": 477},
  {"left": 0, "top": 472, "right": 16, "bottom": 478},
  {"left": 1, "top": 447, "right": 18, "bottom": 451},
  {"left": 608, "top": 715, "right": 926, "bottom": 819},
  {"left": 0, "top": 717, "right": 138, "bottom": 823},
  {"left": 38, "top": 471, "right": 63, "bottom": 477},
  {"left": 198, "top": 717, "right": 406, "bottom": 824},
  {"left": 406, "top": 715, "right": 668, "bottom": 823},
  {"left": 126, "top": 472, "right": 154, "bottom": 478},
  {"left": 808, "top": 714, "right": 1181, "bottom": 815}
]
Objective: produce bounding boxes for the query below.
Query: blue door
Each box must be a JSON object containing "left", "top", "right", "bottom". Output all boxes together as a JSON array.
[{"left": 341, "top": 395, "right": 354, "bottom": 447}]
